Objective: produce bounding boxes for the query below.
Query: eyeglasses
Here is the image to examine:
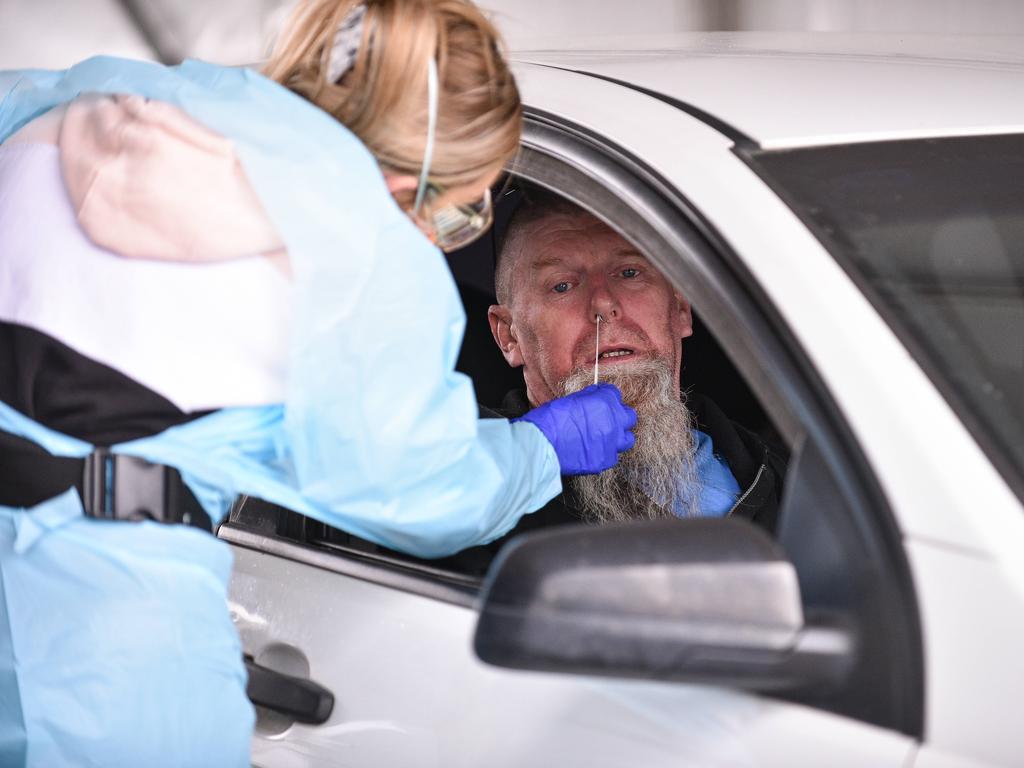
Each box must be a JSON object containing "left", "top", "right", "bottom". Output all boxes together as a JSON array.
[{"left": 420, "top": 184, "right": 493, "bottom": 252}]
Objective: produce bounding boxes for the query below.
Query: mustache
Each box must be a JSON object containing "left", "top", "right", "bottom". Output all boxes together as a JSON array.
[
  {"left": 559, "top": 356, "right": 676, "bottom": 407},
  {"left": 568, "top": 323, "right": 653, "bottom": 364}
]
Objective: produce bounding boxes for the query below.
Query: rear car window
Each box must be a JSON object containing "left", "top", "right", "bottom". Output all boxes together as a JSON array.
[{"left": 748, "top": 134, "right": 1024, "bottom": 500}]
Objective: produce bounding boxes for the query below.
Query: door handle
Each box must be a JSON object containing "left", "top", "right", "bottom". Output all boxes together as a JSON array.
[{"left": 244, "top": 655, "right": 335, "bottom": 725}]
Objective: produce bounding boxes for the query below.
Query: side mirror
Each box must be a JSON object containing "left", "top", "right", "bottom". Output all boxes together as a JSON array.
[{"left": 474, "top": 518, "right": 854, "bottom": 694}]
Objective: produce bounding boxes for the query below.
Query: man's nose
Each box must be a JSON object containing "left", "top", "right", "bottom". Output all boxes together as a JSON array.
[{"left": 589, "top": 279, "right": 620, "bottom": 321}]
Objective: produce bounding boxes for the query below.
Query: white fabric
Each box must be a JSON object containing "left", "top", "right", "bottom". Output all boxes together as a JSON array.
[{"left": 0, "top": 141, "right": 291, "bottom": 412}]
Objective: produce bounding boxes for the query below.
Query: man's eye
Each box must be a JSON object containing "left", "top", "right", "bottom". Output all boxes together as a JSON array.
[
  {"left": 552, "top": 281, "right": 571, "bottom": 294},
  {"left": 621, "top": 268, "right": 640, "bottom": 279}
]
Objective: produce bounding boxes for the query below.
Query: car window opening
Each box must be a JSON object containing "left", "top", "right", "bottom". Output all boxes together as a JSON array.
[{"left": 228, "top": 179, "right": 789, "bottom": 579}]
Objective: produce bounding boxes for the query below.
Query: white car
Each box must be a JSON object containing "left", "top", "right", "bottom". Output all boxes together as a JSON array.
[{"left": 222, "top": 34, "right": 1024, "bottom": 768}]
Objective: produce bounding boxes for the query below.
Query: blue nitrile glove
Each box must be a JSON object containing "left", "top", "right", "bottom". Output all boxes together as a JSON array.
[{"left": 514, "top": 383, "right": 637, "bottom": 475}]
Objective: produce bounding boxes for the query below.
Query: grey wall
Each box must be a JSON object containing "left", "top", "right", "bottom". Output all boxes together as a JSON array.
[
  {"left": 721, "top": 0, "right": 1024, "bottom": 34},
  {"left": 0, "top": 0, "right": 154, "bottom": 68},
  {"left": 3, "top": 0, "right": 1024, "bottom": 70},
  {"left": 494, "top": 0, "right": 1024, "bottom": 48}
]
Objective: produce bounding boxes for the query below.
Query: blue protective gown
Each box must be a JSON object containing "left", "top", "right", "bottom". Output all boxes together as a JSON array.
[{"left": 0, "top": 57, "right": 561, "bottom": 766}]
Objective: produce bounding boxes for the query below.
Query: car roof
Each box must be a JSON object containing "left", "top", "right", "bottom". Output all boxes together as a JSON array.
[{"left": 513, "top": 32, "right": 1024, "bottom": 149}]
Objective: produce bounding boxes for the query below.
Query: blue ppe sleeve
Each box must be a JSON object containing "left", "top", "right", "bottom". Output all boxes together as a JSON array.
[
  {"left": 514, "top": 384, "right": 637, "bottom": 475},
  {"left": 0, "top": 490, "right": 252, "bottom": 768},
  {"left": 0, "top": 401, "right": 91, "bottom": 458},
  {"left": 0, "top": 58, "right": 562, "bottom": 558}
]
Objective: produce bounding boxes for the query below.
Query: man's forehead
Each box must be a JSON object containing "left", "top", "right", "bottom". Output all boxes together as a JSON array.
[{"left": 521, "top": 214, "right": 644, "bottom": 269}]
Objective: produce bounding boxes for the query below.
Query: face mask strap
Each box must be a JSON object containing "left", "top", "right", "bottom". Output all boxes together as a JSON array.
[{"left": 413, "top": 57, "right": 439, "bottom": 216}]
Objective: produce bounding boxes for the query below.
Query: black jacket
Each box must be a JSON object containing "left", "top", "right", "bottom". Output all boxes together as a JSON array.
[{"left": 482, "top": 388, "right": 787, "bottom": 538}]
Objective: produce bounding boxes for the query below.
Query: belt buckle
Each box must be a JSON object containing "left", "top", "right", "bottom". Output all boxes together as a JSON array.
[{"left": 82, "top": 449, "right": 172, "bottom": 523}]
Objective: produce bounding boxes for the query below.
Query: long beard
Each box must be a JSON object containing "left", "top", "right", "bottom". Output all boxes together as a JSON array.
[{"left": 559, "top": 358, "right": 700, "bottom": 524}]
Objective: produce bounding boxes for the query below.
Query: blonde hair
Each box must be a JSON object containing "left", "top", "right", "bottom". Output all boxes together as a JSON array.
[{"left": 264, "top": 0, "right": 521, "bottom": 198}]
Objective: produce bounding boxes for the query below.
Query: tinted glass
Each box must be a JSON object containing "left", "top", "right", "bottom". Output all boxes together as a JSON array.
[{"left": 750, "top": 134, "right": 1024, "bottom": 498}]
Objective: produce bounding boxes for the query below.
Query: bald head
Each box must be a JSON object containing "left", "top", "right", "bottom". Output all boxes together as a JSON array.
[{"left": 495, "top": 187, "right": 583, "bottom": 306}]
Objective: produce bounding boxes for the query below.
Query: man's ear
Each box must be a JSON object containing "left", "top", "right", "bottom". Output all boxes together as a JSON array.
[
  {"left": 673, "top": 292, "right": 694, "bottom": 340},
  {"left": 488, "top": 304, "right": 524, "bottom": 368}
]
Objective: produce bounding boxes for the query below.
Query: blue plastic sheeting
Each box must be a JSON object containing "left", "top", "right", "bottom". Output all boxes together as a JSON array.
[
  {"left": 0, "top": 491, "right": 252, "bottom": 768},
  {"left": 0, "top": 57, "right": 561, "bottom": 558}
]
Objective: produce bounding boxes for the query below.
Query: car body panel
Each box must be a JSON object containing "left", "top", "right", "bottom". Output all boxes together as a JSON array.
[
  {"left": 230, "top": 542, "right": 914, "bottom": 768},
  {"left": 906, "top": 539, "right": 1024, "bottom": 768},
  {"left": 514, "top": 32, "right": 1024, "bottom": 148}
]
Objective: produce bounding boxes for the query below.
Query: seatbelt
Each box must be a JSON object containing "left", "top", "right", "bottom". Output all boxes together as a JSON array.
[{"left": 0, "top": 429, "right": 212, "bottom": 531}]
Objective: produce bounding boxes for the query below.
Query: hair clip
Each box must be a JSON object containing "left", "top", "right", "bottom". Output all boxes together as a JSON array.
[{"left": 327, "top": 4, "right": 367, "bottom": 83}]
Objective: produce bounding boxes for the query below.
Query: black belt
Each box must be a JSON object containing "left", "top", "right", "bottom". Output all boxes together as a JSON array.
[{"left": 0, "top": 430, "right": 212, "bottom": 531}]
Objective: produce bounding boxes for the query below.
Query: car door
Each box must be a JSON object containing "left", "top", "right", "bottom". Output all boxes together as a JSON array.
[
  {"left": 221, "top": 78, "right": 924, "bottom": 767},
  {"left": 225, "top": 514, "right": 912, "bottom": 768}
]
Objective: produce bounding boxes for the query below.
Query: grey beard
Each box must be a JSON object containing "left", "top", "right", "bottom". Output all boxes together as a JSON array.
[{"left": 559, "top": 358, "right": 700, "bottom": 524}]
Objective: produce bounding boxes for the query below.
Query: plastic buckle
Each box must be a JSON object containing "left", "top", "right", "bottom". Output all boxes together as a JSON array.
[{"left": 82, "top": 449, "right": 184, "bottom": 524}]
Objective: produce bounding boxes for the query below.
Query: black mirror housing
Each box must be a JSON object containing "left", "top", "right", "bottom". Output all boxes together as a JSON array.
[{"left": 474, "top": 518, "right": 854, "bottom": 694}]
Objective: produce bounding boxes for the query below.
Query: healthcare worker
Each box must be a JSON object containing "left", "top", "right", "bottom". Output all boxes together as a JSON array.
[{"left": 0, "top": 0, "right": 636, "bottom": 765}]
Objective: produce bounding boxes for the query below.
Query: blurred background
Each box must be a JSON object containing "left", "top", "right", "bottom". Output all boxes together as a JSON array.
[{"left": 3, "top": 0, "right": 1024, "bottom": 69}]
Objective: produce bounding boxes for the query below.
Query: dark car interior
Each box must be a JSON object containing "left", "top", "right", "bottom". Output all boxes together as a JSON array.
[{"left": 228, "top": 179, "right": 785, "bottom": 578}]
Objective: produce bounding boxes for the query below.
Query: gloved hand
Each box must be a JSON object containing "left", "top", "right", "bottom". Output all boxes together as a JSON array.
[{"left": 514, "top": 383, "right": 637, "bottom": 475}]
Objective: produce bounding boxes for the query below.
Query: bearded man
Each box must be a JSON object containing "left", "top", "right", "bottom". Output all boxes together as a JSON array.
[{"left": 483, "top": 189, "right": 786, "bottom": 534}]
